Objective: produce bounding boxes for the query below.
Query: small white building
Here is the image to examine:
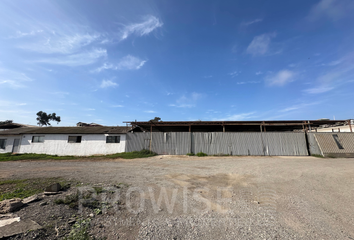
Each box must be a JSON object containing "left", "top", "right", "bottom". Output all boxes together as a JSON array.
[{"left": 0, "top": 126, "right": 130, "bottom": 156}]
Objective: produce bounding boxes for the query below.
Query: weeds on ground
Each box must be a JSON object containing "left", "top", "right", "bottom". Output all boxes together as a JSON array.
[
  {"left": 196, "top": 152, "right": 208, "bottom": 157},
  {"left": 0, "top": 178, "right": 71, "bottom": 201},
  {"left": 64, "top": 218, "right": 91, "bottom": 240},
  {"left": 93, "top": 187, "right": 104, "bottom": 194},
  {"left": 103, "top": 149, "right": 157, "bottom": 159},
  {"left": 0, "top": 149, "right": 157, "bottom": 162},
  {"left": 186, "top": 153, "right": 195, "bottom": 156},
  {"left": 311, "top": 154, "right": 324, "bottom": 158},
  {"left": 0, "top": 153, "right": 76, "bottom": 162}
]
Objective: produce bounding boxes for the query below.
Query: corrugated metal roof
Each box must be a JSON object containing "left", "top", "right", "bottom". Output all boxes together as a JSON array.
[
  {"left": 0, "top": 126, "right": 131, "bottom": 135},
  {"left": 126, "top": 120, "right": 348, "bottom": 132}
]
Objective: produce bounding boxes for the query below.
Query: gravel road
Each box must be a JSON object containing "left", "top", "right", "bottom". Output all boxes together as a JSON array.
[{"left": 1, "top": 155, "right": 354, "bottom": 239}]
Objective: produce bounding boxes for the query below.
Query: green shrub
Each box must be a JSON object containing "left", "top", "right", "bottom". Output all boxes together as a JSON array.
[
  {"left": 196, "top": 152, "right": 207, "bottom": 157},
  {"left": 64, "top": 218, "right": 91, "bottom": 240},
  {"left": 186, "top": 153, "right": 195, "bottom": 156},
  {"left": 54, "top": 193, "right": 79, "bottom": 209}
]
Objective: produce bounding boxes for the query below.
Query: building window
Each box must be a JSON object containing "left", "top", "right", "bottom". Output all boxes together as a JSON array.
[
  {"left": 32, "top": 136, "right": 44, "bottom": 143},
  {"left": 68, "top": 136, "right": 82, "bottom": 143},
  {"left": 332, "top": 134, "right": 344, "bottom": 149},
  {"left": 106, "top": 136, "right": 120, "bottom": 143},
  {"left": 0, "top": 139, "right": 6, "bottom": 149}
]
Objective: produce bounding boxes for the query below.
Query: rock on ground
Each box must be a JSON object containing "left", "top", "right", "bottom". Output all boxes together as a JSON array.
[{"left": 0, "top": 198, "right": 23, "bottom": 214}]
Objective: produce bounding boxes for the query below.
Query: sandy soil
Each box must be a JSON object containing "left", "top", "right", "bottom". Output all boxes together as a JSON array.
[{"left": 1, "top": 155, "right": 354, "bottom": 239}]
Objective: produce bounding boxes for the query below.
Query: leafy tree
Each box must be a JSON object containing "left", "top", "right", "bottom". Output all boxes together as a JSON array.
[
  {"left": 0, "top": 120, "right": 13, "bottom": 125},
  {"left": 149, "top": 117, "right": 161, "bottom": 122},
  {"left": 36, "top": 111, "right": 61, "bottom": 126}
]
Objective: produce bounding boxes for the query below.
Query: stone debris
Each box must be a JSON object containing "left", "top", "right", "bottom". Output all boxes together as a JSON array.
[
  {"left": 22, "top": 194, "right": 40, "bottom": 204},
  {"left": 0, "top": 217, "right": 20, "bottom": 228},
  {"left": 0, "top": 219, "right": 42, "bottom": 238},
  {"left": 68, "top": 218, "right": 76, "bottom": 224},
  {"left": 0, "top": 198, "right": 23, "bottom": 214},
  {"left": 45, "top": 183, "right": 62, "bottom": 192},
  {"left": 39, "top": 201, "right": 48, "bottom": 206},
  {"left": 43, "top": 191, "right": 60, "bottom": 195}
]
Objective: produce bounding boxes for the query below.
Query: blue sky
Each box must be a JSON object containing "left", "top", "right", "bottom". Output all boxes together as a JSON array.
[{"left": 0, "top": 0, "right": 353, "bottom": 126}]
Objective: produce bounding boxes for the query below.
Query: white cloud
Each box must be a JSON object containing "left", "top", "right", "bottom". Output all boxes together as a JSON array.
[
  {"left": 0, "top": 80, "right": 25, "bottom": 88},
  {"left": 308, "top": 0, "right": 354, "bottom": 21},
  {"left": 303, "top": 86, "right": 334, "bottom": 94},
  {"left": 241, "top": 18, "right": 263, "bottom": 27},
  {"left": 93, "top": 55, "right": 146, "bottom": 72},
  {"left": 37, "top": 48, "right": 107, "bottom": 66},
  {"left": 266, "top": 70, "right": 295, "bottom": 86},
  {"left": 0, "top": 69, "right": 33, "bottom": 88},
  {"left": 51, "top": 92, "right": 69, "bottom": 98},
  {"left": 144, "top": 110, "right": 156, "bottom": 113},
  {"left": 170, "top": 92, "right": 203, "bottom": 108},
  {"left": 117, "top": 55, "right": 146, "bottom": 70},
  {"left": 255, "top": 71, "right": 263, "bottom": 75},
  {"left": 93, "top": 63, "right": 114, "bottom": 72},
  {"left": 216, "top": 112, "right": 256, "bottom": 121},
  {"left": 229, "top": 71, "right": 240, "bottom": 77},
  {"left": 279, "top": 102, "right": 321, "bottom": 112},
  {"left": 111, "top": 105, "right": 124, "bottom": 108},
  {"left": 236, "top": 81, "right": 261, "bottom": 85},
  {"left": 10, "top": 30, "right": 43, "bottom": 39},
  {"left": 321, "top": 60, "right": 342, "bottom": 66},
  {"left": 100, "top": 80, "right": 118, "bottom": 88},
  {"left": 0, "top": 100, "right": 28, "bottom": 107},
  {"left": 246, "top": 33, "right": 276, "bottom": 56},
  {"left": 20, "top": 33, "right": 101, "bottom": 54},
  {"left": 119, "top": 15, "right": 163, "bottom": 41}
]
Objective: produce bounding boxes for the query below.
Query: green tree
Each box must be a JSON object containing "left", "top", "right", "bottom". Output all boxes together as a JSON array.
[
  {"left": 36, "top": 111, "right": 61, "bottom": 126},
  {"left": 149, "top": 117, "right": 161, "bottom": 122},
  {"left": 0, "top": 120, "right": 13, "bottom": 125}
]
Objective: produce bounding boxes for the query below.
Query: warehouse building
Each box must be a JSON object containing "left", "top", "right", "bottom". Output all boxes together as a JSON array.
[{"left": 0, "top": 120, "right": 353, "bottom": 157}]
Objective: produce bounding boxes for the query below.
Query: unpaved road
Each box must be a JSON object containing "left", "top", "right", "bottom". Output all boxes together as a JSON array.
[{"left": 1, "top": 155, "right": 354, "bottom": 239}]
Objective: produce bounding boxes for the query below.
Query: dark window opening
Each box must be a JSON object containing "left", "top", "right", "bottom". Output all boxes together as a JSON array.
[
  {"left": 332, "top": 134, "right": 344, "bottom": 149},
  {"left": 68, "top": 136, "right": 82, "bottom": 143},
  {"left": 0, "top": 139, "right": 6, "bottom": 149},
  {"left": 106, "top": 136, "right": 120, "bottom": 143},
  {"left": 32, "top": 136, "right": 44, "bottom": 143}
]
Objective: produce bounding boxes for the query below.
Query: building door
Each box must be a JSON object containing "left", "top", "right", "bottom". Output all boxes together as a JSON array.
[{"left": 12, "top": 139, "right": 20, "bottom": 153}]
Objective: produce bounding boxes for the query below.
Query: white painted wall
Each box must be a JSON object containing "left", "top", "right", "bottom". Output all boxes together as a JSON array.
[
  {"left": 311, "top": 125, "right": 353, "bottom": 133},
  {"left": 19, "top": 134, "right": 126, "bottom": 156},
  {"left": 0, "top": 135, "right": 21, "bottom": 153}
]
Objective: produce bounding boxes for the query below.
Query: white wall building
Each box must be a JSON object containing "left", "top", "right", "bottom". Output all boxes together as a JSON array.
[{"left": 0, "top": 126, "right": 130, "bottom": 156}]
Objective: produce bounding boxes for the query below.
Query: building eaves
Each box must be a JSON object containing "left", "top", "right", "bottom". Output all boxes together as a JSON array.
[{"left": 0, "top": 126, "right": 131, "bottom": 135}]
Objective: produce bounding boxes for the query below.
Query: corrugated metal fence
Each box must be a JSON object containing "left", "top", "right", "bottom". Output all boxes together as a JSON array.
[
  {"left": 307, "top": 133, "right": 322, "bottom": 156},
  {"left": 313, "top": 133, "right": 354, "bottom": 157},
  {"left": 126, "top": 132, "right": 309, "bottom": 156}
]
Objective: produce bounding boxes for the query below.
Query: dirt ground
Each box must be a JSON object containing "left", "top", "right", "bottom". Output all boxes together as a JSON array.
[{"left": 1, "top": 155, "right": 354, "bottom": 239}]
